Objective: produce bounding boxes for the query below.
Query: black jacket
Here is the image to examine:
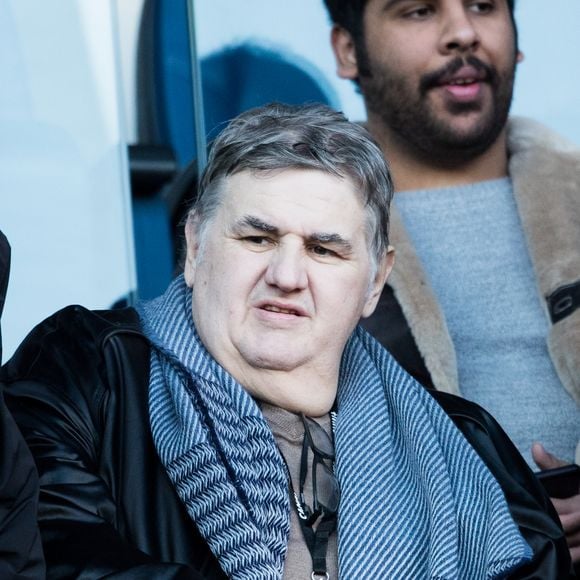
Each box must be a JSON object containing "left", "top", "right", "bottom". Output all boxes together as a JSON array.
[
  {"left": 0, "top": 230, "right": 45, "bottom": 579},
  {"left": 1, "top": 306, "right": 573, "bottom": 578},
  {"left": 1, "top": 229, "right": 10, "bottom": 363}
]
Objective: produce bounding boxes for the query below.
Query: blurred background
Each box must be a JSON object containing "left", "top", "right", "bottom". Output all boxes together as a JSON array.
[{"left": 1, "top": 0, "right": 579, "bottom": 359}]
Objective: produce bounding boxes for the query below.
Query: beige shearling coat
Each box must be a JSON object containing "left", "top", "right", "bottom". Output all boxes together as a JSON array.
[{"left": 387, "top": 117, "right": 580, "bottom": 463}]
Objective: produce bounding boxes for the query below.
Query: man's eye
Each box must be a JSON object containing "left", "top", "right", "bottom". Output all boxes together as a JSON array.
[
  {"left": 469, "top": 1, "right": 494, "bottom": 13},
  {"left": 403, "top": 5, "right": 434, "bottom": 19},
  {"left": 244, "top": 236, "right": 266, "bottom": 246},
  {"left": 243, "top": 236, "right": 271, "bottom": 246},
  {"left": 311, "top": 245, "right": 337, "bottom": 257}
]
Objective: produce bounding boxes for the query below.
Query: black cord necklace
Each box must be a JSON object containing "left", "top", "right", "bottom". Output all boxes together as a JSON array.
[{"left": 279, "top": 412, "right": 339, "bottom": 580}]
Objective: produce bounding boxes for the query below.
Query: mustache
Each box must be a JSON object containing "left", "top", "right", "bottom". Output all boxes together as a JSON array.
[{"left": 419, "top": 56, "right": 496, "bottom": 95}]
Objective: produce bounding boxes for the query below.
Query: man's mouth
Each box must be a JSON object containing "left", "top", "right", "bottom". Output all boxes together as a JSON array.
[
  {"left": 446, "top": 77, "right": 478, "bottom": 86},
  {"left": 436, "top": 65, "right": 487, "bottom": 89},
  {"left": 261, "top": 304, "right": 303, "bottom": 316},
  {"left": 421, "top": 56, "right": 494, "bottom": 96},
  {"left": 442, "top": 74, "right": 482, "bottom": 98}
]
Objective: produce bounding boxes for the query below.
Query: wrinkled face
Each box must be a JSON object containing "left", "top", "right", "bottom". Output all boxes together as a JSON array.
[
  {"left": 184, "top": 169, "right": 389, "bottom": 386},
  {"left": 337, "top": 0, "right": 520, "bottom": 161}
]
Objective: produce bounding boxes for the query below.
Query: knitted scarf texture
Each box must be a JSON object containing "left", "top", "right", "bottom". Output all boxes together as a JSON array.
[{"left": 137, "top": 276, "right": 532, "bottom": 579}]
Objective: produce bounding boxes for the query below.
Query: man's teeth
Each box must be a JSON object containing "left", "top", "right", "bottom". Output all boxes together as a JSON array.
[
  {"left": 449, "top": 78, "right": 476, "bottom": 85},
  {"left": 264, "top": 305, "right": 295, "bottom": 314}
]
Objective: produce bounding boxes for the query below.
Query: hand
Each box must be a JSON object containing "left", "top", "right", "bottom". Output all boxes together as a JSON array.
[{"left": 532, "top": 442, "right": 580, "bottom": 564}]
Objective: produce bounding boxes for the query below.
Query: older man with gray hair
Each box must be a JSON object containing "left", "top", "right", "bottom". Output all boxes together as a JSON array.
[{"left": 1, "top": 103, "right": 570, "bottom": 578}]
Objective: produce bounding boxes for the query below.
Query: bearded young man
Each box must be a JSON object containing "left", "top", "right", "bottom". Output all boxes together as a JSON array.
[
  {"left": 325, "top": 0, "right": 580, "bottom": 566},
  {"left": 1, "top": 103, "right": 573, "bottom": 577}
]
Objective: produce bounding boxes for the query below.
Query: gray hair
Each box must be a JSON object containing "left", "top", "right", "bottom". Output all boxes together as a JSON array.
[{"left": 189, "top": 102, "right": 393, "bottom": 263}]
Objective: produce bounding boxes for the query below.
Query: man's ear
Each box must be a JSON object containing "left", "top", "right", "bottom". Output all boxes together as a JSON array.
[
  {"left": 330, "top": 25, "right": 360, "bottom": 80},
  {"left": 362, "top": 246, "right": 395, "bottom": 318},
  {"left": 184, "top": 215, "right": 199, "bottom": 288}
]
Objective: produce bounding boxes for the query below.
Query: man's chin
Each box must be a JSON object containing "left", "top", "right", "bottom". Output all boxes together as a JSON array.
[
  {"left": 241, "top": 348, "right": 309, "bottom": 373},
  {"left": 408, "top": 111, "right": 505, "bottom": 162},
  {"left": 421, "top": 90, "right": 510, "bottom": 156},
  {"left": 430, "top": 103, "right": 490, "bottom": 136}
]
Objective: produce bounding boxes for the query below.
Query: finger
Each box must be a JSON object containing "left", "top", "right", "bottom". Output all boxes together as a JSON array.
[
  {"left": 560, "top": 512, "right": 580, "bottom": 534},
  {"left": 566, "top": 528, "right": 580, "bottom": 549},
  {"left": 570, "top": 545, "right": 580, "bottom": 565},
  {"left": 551, "top": 494, "right": 580, "bottom": 517},
  {"left": 531, "top": 442, "right": 567, "bottom": 470}
]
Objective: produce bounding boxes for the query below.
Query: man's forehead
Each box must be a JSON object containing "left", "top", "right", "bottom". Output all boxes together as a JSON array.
[
  {"left": 218, "top": 169, "right": 367, "bottom": 235},
  {"left": 221, "top": 168, "right": 361, "bottom": 206}
]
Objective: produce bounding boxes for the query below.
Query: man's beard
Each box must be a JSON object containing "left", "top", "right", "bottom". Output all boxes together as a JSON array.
[{"left": 358, "top": 48, "right": 517, "bottom": 165}]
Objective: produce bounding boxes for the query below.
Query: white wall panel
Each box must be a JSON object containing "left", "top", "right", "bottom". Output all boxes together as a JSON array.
[{"left": 0, "top": 0, "right": 135, "bottom": 360}]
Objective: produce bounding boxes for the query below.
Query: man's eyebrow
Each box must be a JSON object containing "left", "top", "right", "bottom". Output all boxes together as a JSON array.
[
  {"left": 234, "top": 215, "right": 278, "bottom": 234},
  {"left": 308, "top": 232, "right": 353, "bottom": 252},
  {"left": 381, "top": 0, "right": 413, "bottom": 11},
  {"left": 234, "top": 216, "right": 353, "bottom": 252}
]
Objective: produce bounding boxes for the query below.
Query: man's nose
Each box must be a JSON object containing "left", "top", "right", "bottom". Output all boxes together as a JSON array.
[
  {"left": 264, "top": 244, "right": 308, "bottom": 292},
  {"left": 439, "top": 6, "right": 480, "bottom": 54}
]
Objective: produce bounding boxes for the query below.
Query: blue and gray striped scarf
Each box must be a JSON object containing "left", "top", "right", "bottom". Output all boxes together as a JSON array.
[{"left": 137, "top": 276, "right": 532, "bottom": 579}]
